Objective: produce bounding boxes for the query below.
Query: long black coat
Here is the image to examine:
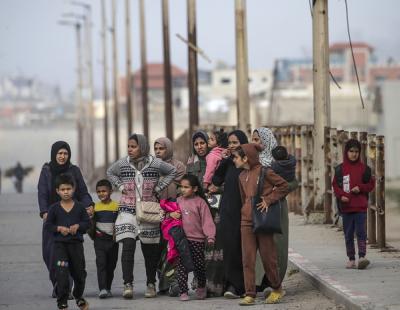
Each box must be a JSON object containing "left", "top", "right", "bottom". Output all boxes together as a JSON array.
[{"left": 212, "top": 158, "right": 244, "bottom": 294}]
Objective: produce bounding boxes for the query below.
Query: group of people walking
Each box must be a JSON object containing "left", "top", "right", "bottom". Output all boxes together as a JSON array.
[{"left": 38, "top": 126, "right": 374, "bottom": 310}]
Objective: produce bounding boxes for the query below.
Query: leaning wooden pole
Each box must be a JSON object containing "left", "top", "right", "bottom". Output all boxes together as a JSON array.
[
  {"left": 187, "top": 0, "right": 199, "bottom": 137},
  {"left": 162, "top": 0, "right": 174, "bottom": 140},
  {"left": 139, "top": 0, "right": 149, "bottom": 138},
  {"left": 235, "top": 0, "right": 250, "bottom": 130},
  {"left": 312, "top": 0, "right": 331, "bottom": 223}
]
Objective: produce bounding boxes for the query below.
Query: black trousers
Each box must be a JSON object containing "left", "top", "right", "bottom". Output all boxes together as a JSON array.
[
  {"left": 54, "top": 242, "right": 86, "bottom": 307},
  {"left": 121, "top": 238, "right": 161, "bottom": 285},
  {"left": 94, "top": 237, "right": 119, "bottom": 291}
]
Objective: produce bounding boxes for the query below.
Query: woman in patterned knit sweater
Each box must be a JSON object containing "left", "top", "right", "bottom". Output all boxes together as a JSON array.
[{"left": 107, "top": 134, "right": 177, "bottom": 299}]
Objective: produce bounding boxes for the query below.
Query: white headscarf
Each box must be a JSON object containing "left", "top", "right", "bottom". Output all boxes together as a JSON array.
[{"left": 255, "top": 127, "right": 277, "bottom": 167}]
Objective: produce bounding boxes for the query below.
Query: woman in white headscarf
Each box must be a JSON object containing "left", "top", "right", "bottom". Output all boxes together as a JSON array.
[{"left": 251, "top": 127, "right": 289, "bottom": 294}]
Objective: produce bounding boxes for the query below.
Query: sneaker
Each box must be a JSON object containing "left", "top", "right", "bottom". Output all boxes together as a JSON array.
[
  {"left": 179, "top": 292, "right": 190, "bottom": 301},
  {"left": 57, "top": 303, "right": 68, "bottom": 310},
  {"left": 144, "top": 283, "right": 156, "bottom": 298},
  {"left": 122, "top": 283, "right": 134, "bottom": 299},
  {"left": 358, "top": 257, "right": 370, "bottom": 270},
  {"left": 99, "top": 289, "right": 108, "bottom": 299},
  {"left": 265, "top": 289, "right": 285, "bottom": 304},
  {"left": 239, "top": 296, "right": 255, "bottom": 306},
  {"left": 196, "top": 287, "right": 207, "bottom": 300},
  {"left": 76, "top": 298, "right": 89, "bottom": 310},
  {"left": 346, "top": 260, "right": 356, "bottom": 269},
  {"left": 224, "top": 286, "right": 240, "bottom": 299},
  {"left": 106, "top": 290, "right": 113, "bottom": 298}
]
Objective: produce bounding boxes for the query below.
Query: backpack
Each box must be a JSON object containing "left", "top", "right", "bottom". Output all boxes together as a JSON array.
[{"left": 334, "top": 163, "right": 372, "bottom": 215}]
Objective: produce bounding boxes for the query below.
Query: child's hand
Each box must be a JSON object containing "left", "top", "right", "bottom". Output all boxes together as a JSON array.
[
  {"left": 222, "top": 149, "right": 231, "bottom": 159},
  {"left": 42, "top": 212, "right": 48, "bottom": 222},
  {"left": 58, "top": 226, "right": 70, "bottom": 236},
  {"left": 86, "top": 206, "right": 94, "bottom": 217},
  {"left": 170, "top": 211, "right": 181, "bottom": 220},
  {"left": 351, "top": 186, "right": 360, "bottom": 194},
  {"left": 206, "top": 240, "right": 215, "bottom": 251},
  {"left": 341, "top": 196, "right": 350, "bottom": 203},
  {"left": 69, "top": 224, "right": 80, "bottom": 235},
  {"left": 208, "top": 184, "right": 218, "bottom": 194},
  {"left": 256, "top": 197, "right": 269, "bottom": 212}
]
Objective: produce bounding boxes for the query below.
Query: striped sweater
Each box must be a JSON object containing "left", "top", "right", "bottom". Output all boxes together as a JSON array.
[{"left": 107, "top": 155, "right": 177, "bottom": 243}]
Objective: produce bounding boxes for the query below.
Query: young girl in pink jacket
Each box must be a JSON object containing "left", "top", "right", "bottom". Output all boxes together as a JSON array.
[
  {"left": 203, "top": 130, "right": 228, "bottom": 190},
  {"left": 175, "top": 174, "right": 216, "bottom": 301}
]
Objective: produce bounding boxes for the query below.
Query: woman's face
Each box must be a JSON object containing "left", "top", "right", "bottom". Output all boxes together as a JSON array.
[
  {"left": 251, "top": 131, "right": 262, "bottom": 146},
  {"left": 128, "top": 139, "right": 141, "bottom": 159},
  {"left": 194, "top": 137, "right": 207, "bottom": 157},
  {"left": 154, "top": 142, "right": 167, "bottom": 160},
  {"left": 56, "top": 148, "right": 69, "bottom": 165},
  {"left": 228, "top": 134, "right": 241, "bottom": 151}
]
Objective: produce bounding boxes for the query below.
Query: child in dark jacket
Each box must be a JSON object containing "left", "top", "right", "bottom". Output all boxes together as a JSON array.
[
  {"left": 332, "top": 139, "right": 375, "bottom": 270},
  {"left": 271, "top": 146, "right": 298, "bottom": 192},
  {"left": 175, "top": 174, "right": 216, "bottom": 301},
  {"left": 44, "top": 174, "right": 90, "bottom": 310}
]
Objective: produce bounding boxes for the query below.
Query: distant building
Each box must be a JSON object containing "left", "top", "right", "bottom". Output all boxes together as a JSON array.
[
  {"left": 276, "top": 42, "right": 400, "bottom": 87},
  {"left": 119, "top": 63, "right": 187, "bottom": 106}
]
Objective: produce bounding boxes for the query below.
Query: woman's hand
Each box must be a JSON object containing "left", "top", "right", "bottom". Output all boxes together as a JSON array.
[
  {"left": 256, "top": 197, "right": 269, "bottom": 212},
  {"left": 222, "top": 149, "right": 231, "bottom": 159},
  {"left": 170, "top": 211, "right": 181, "bottom": 220}
]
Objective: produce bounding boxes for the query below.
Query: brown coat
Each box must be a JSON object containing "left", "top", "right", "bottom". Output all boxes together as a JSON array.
[{"left": 238, "top": 144, "right": 289, "bottom": 226}]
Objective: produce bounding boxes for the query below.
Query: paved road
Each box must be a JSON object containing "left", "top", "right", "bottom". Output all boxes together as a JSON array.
[{"left": 0, "top": 193, "right": 342, "bottom": 310}]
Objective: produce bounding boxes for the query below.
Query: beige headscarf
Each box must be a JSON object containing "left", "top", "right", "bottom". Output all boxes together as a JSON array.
[{"left": 154, "top": 137, "right": 173, "bottom": 162}]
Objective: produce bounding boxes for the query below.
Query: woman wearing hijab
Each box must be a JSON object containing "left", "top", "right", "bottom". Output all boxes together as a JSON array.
[
  {"left": 251, "top": 127, "right": 289, "bottom": 292},
  {"left": 37, "top": 141, "right": 93, "bottom": 297},
  {"left": 186, "top": 130, "right": 209, "bottom": 185},
  {"left": 153, "top": 137, "right": 186, "bottom": 296},
  {"left": 209, "top": 130, "right": 248, "bottom": 298},
  {"left": 154, "top": 137, "right": 186, "bottom": 200},
  {"left": 107, "top": 134, "right": 177, "bottom": 299},
  {"left": 186, "top": 130, "right": 223, "bottom": 296}
]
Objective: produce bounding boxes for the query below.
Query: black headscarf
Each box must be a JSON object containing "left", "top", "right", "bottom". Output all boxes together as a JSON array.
[
  {"left": 49, "top": 141, "right": 72, "bottom": 204},
  {"left": 228, "top": 130, "right": 249, "bottom": 145},
  {"left": 191, "top": 130, "right": 209, "bottom": 157}
]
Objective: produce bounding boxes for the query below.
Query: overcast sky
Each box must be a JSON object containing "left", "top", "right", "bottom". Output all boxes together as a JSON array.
[{"left": 1, "top": 0, "right": 399, "bottom": 95}]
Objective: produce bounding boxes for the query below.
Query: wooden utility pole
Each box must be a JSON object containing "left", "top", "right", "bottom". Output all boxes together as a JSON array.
[
  {"left": 139, "top": 0, "right": 149, "bottom": 138},
  {"left": 312, "top": 0, "right": 331, "bottom": 222},
  {"left": 235, "top": 0, "right": 250, "bottom": 130},
  {"left": 111, "top": 0, "right": 120, "bottom": 160},
  {"left": 101, "top": 0, "right": 109, "bottom": 171},
  {"left": 162, "top": 0, "right": 174, "bottom": 140},
  {"left": 125, "top": 0, "right": 133, "bottom": 136},
  {"left": 75, "top": 23, "right": 84, "bottom": 169},
  {"left": 267, "top": 60, "right": 278, "bottom": 125},
  {"left": 187, "top": 0, "right": 199, "bottom": 137}
]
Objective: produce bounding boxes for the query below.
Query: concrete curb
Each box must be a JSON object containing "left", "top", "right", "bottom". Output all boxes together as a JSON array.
[{"left": 288, "top": 248, "right": 382, "bottom": 310}]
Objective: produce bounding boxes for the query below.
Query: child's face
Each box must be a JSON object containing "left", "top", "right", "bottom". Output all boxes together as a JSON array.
[
  {"left": 180, "top": 179, "right": 197, "bottom": 198},
  {"left": 251, "top": 132, "right": 261, "bottom": 145},
  {"left": 208, "top": 134, "right": 217, "bottom": 148},
  {"left": 154, "top": 143, "right": 167, "bottom": 160},
  {"left": 128, "top": 139, "right": 141, "bottom": 159},
  {"left": 56, "top": 148, "right": 69, "bottom": 165},
  {"left": 232, "top": 152, "right": 248, "bottom": 169},
  {"left": 56, "top": 184, "right": 74, "bottom": 201},
  {"left": 347, "top": 147, "right": 360, "bottom": 162},
  {"left": 96, "top": 186, "right": 112, "bottom": 203}
]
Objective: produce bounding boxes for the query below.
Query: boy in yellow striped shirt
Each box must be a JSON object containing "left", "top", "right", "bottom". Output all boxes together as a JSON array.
[{"left": 93, "top": 179, "right": 119, "bottom": 299}]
